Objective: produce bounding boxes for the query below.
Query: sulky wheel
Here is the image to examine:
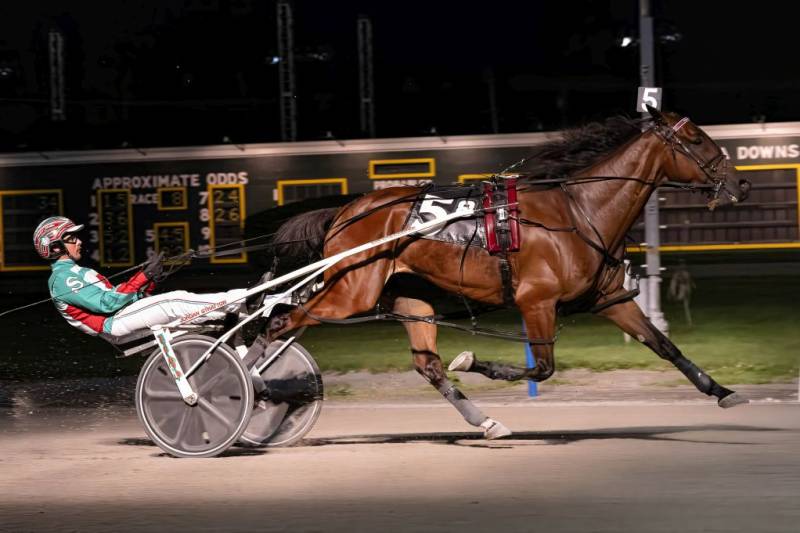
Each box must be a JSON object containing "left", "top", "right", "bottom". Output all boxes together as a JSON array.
[
  {"left": 240, "top": 339, "right": 323, "bottom": 447},
  {"left": 135, "top": 335, "right": 254, "bottom": 458}
]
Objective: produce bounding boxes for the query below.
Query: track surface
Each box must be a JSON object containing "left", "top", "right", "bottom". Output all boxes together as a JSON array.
[{"left": 1, "top": 400, "right": 798, "bottom": 532}]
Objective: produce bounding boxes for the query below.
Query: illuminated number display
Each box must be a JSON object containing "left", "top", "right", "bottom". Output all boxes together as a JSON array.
[
  {"left": 276, "top": 178, "right": 348, "bottom": 206},
  {"left": 154, "top": 222, "right": 190, "bottom": 261},
  {"left": 157, "top": 187, "right": 187, "bottom": 211},
  {"left": 97, "top": 189, "right": 134, "bottom": 267},
  {"left": 208, "top": 184, "right": 246, "bottom": 263},
  {"left": 0, "top": 189, "right": 63, "bottom": 271},
  {"left": 457, "top": 173, "right": 493, "bottom": 184}
]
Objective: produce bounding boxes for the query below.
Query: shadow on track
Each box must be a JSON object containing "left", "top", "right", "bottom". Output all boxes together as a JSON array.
[
  {"left": 118, "top": 424, "right": 784, "bottom": 455},
  {"left": 118, "top": 437, "right": 269, "bottom": 458},
  {"left": 301, "top": 425, "right": 782, "bottom": 448}
]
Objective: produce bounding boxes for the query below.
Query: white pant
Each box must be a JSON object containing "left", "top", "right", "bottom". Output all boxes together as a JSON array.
[{"left": 107, "top": 289, "right": 248, "bottom": 337}]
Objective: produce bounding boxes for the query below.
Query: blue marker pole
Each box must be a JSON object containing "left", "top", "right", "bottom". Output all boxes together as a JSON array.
[{"left": 524, "top": 321, "right": 537, "bottom": 397}]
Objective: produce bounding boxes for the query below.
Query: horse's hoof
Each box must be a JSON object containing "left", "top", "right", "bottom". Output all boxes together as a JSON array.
[
  {"left": 718, "top": 392, "right": 749, "bottom": 409},
  {"left": 448, "top": 351, "right": 475, "bottom": 372},
  {"left": 480, "top": 418, "right": 512, "bottom": 440}
]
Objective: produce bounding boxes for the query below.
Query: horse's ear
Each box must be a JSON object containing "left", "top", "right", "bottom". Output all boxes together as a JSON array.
[{"left": 646, "top": 104, "right": 665, "bottom": 123}]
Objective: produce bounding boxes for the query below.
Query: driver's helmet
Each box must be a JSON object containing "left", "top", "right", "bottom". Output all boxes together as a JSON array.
[{"left": 33, "top": 216, "right": 84, "bottom": 260}]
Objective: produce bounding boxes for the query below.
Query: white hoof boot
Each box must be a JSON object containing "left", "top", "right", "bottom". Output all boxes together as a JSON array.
[
  {"left": 480, "top": 418, "right": 512, "bottom": 440},
  {"left": 448, "top": 351, "right": 475, "bottom": 372},
  {"left": 718, "top": 392, "right": 749, "bottom": 408}
]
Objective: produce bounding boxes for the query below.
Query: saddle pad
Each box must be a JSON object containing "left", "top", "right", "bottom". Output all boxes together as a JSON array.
[{"left": 405, "top": 186, "right": 486, "bottom": 248}]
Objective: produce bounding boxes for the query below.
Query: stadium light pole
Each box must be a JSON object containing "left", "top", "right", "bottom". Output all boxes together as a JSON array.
[
  {"left": 48, "top": 30, "right": 66, "bottom": 121},
  {"left": 357, "top": 15, "right": 376, "bottom": 138},
  {"left": 277, "top": 1, "right": 297, "bottom": 142},
  {"left": 640, "top": 0, "right": 669, "bottom": 335}
]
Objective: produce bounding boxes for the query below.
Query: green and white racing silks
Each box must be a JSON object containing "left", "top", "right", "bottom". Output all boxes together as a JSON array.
[{"left": 48, "top": 259, "right": 151, "bottom": 335}]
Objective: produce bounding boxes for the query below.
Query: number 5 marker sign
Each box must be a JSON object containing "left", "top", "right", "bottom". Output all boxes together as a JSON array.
[{"left": 637, "top": 86, "right": 662, "bottom": 112}]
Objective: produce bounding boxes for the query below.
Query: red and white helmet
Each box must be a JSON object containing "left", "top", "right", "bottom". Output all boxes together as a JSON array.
[{"left": 33, "top": 216, "right": 84, "bottom": 260}]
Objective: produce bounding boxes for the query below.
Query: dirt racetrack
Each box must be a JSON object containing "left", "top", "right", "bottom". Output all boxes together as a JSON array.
[{"left": 1, "top": 385, "right": 799, "bottom": 533}]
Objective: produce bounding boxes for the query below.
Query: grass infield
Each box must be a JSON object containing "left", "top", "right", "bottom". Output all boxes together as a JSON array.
[{"left": 0, "top": 276, "right": 797, "bottom": 384}]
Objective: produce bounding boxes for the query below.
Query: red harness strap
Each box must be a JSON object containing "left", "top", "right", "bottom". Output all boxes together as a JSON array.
[{"left": 483, "top": 178, "right": 520, "bottom": 254}]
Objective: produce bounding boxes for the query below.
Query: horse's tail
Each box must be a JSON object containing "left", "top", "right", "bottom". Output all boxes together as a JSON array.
[{"left": 273, "top": 207, "right": 339, "bottom": 261}]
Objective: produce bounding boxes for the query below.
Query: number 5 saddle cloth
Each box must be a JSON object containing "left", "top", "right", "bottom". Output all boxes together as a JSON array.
[{"left": 405, "top": 178, "right": 520, "bottom": 255}]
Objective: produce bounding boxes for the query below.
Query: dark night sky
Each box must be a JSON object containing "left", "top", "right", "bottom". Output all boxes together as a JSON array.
[{"left": 0, "top": 0, "right": 798, "bottom": 152}]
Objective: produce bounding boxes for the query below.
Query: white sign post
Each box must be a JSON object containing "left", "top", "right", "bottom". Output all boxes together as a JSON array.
[{"left": 638, "top": 0, "right": 669, "bottom": 337}]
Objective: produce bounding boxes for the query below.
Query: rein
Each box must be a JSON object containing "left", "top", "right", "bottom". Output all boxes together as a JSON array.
[
  {"left": 0, "top": 232, "right": 308, "bottom": 318},
  {"left": 516, "top": 174, "right": 715, "bottom": 192},
  {"left": 515, "top": 173, "right": 712, "bottom": 271}
]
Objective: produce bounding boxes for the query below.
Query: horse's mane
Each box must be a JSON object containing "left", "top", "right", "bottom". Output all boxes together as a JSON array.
[{"left": 515, "top": 116, "right": 650, "bottom": 180}]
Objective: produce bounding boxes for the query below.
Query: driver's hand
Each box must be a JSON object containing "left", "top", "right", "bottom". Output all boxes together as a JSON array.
[
  {"left": 143, "top": 281, "right": 156, "bottom": 295},
  {"left": 143, "top": 251, "right": 165, "bottom": 281}
]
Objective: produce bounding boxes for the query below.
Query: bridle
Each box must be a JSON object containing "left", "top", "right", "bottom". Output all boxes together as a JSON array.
[{"left": 650, "top": 116, "right": 738, "bottom": 205}]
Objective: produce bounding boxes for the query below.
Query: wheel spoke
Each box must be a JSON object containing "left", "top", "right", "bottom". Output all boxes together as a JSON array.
[
  {"left": 145, "top": 389, "right": 182, "bottom": 401},
  {"left": 167, "top": 406, "right": 193, "bottom": 447},
  {"left": 144, "top": 366, "right": 178, "bottom": 395},
  {"left": 196, "top": 367, "right": 228, "bottom": 396},
  {"left": 198, "top": 397, "right": 235, "bottom": 431}
]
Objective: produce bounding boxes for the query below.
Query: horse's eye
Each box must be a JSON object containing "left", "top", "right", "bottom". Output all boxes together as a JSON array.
[{"left": 689, "top": 135, "right": 703, "bottom": 145}]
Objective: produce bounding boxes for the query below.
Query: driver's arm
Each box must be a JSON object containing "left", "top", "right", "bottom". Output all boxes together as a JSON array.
[{"left": 113, "top": 270, "right": 151, "bottom": 294}]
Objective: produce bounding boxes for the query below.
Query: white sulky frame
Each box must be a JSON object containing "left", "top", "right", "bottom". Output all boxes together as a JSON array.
[{"left": 151, "top": 206, "right": 478, "bottom": 404}]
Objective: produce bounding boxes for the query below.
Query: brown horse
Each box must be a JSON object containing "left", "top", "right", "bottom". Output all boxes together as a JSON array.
[{"left": 267, "top": 107, "right": 751, "bottom": 439}]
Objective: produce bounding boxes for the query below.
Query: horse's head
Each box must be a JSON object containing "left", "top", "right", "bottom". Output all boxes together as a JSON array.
[{"left": 646, "top": 105, "right": 750, "bottom": 210}]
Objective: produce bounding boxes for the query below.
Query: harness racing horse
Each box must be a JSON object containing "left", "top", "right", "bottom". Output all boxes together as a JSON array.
[{"left": 267, "top": 107, "right": 752, "bottom": 439}]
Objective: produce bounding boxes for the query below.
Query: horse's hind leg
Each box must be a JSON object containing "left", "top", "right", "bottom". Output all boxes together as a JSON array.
[
  {"left": 393, "top": 297, "right": 511, "bottom": 439},
  {"left": 598, "top": 300, "right": 748, "bottom": 408},
  {"left": 266, "top": 257, "right": 394, "bottom": 340}
]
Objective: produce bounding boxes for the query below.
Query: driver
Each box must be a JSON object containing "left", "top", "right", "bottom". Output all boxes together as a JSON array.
[{"left": 34, "top": 216, "right": 250, "bottom": 338}]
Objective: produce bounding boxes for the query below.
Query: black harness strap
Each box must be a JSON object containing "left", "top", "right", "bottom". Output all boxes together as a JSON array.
[
  {"left": 296, "top": 303, "right": 557, "bottom": 344},
  {"left": 498, "top": 257, "right": 515, "bottom": 307},
  {"left": 588, "top": 288, "right": 641, "bottom": 314}
]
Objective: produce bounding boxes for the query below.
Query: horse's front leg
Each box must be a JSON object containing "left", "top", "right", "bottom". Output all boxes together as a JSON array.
[
  {"left": 597, "top": 300, "right": 748, "bottom": 408},
  {"left": 394, "top": 297, "right": 511, "bottom": 439},
  {"left": 449, "top": 301, "right": 557, "bottom": 382}
]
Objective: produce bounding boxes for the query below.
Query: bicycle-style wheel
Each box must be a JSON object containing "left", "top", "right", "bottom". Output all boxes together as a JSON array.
[
  {"left": 135, "top": 335, "right": 254, "bottom": 458},
  {"left": 240, "top": 339, "right": 323, "bottom": 447}
]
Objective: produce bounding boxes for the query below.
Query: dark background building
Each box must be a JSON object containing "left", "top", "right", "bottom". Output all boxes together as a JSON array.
[{"left": 1, "top": 1, "right": 798, "bottom": 153}]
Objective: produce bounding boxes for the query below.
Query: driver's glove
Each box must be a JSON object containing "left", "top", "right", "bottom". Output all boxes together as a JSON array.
[{"left": 142, "top": 252, "right": 165, "bottom": 281}]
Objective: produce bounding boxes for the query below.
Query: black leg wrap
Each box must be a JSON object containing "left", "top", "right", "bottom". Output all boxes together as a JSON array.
[
  {"left": 472, "top": 360, "right": 527, "bottom": 381},
  {"left": 673, "top": 357, "right": 731, "bottom": 398},
  {"left": 261, "top": 375, "right": 322, "bottom": 405},
  {"left": 674, "top": 358, "right": 712, "bottom": 394},
  {"left": 645, "top": 324, "right": 732, "bottom": 400}
]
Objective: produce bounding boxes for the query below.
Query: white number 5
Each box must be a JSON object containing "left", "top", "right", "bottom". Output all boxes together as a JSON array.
[
  {"left": 638, "top": 87, "right": 661, "bottom": 112},
  {"left": 414, "top": 197, "right": 454, "bottom": 236},
  {"left": 419, "top": 198, "right": 453, "bottom": 219}
]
